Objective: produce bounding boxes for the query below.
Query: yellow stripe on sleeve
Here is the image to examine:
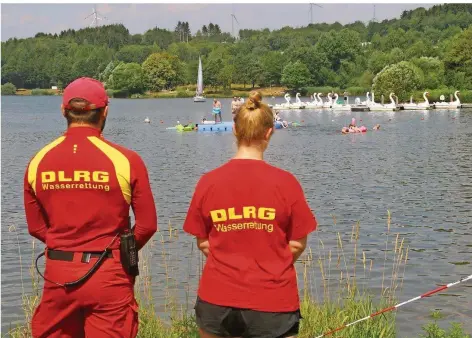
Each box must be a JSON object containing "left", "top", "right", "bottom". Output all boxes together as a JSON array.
[
  {"left": 87, "top": 136, "right": 131, "bottom": 204},
  {"left": 27, "top": 136, "right": 66, "bottom": 194}
]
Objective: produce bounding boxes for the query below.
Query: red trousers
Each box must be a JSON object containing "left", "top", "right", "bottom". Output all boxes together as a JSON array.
[{"left": 32, "top": 250, "right": 138, "bottom": 338}]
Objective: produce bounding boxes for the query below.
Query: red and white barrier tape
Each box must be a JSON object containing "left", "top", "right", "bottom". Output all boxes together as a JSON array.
[{"left": 314, "top": 274, "right": 472, "bottom": 338}]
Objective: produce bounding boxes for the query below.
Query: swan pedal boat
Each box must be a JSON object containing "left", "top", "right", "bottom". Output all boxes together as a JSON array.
[
  {"left": 402, "top": 92, "right": 431, "bottom": 110},
  {"left": 433, "top": 91, "right": 461, "bottom": 109},
  {"left": 273, "top": 93, "right": 306, "bottom": 110},
  {"left": 304, "top": 93, "right": 324, "bottom": 109},
  {"left": 368, "top": 92, "right": 399, "bottom": 111},
  {"left": 330, "top": 93, "right": 352, "bottom": 111}
]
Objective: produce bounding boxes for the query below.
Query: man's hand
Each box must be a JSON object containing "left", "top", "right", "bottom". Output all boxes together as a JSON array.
[{"left": 197, "top": 237, "right": 210, "bottom": 257}]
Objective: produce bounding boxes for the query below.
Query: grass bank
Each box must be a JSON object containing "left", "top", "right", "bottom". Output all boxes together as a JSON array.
[
  {"left": 117, "top": 85, "right": 288, "bottom": 99},
  {"left": 5, "top": 213, "right": 470, "bottom": 338},
  {"left": 15, "top": 88, "right": 59, "bottom": 96}
]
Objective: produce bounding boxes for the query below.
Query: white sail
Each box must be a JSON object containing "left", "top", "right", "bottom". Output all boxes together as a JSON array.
[
  {"left": 193, "top": 56, "right": 205, "bottom": 102},
  {"left": 197, "top": 56, "right": 203, "bottom": 95}
]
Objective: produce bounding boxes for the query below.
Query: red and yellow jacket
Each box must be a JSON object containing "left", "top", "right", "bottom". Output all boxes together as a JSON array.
[{"left": 23, "top": 126, "right": 157, "bottom": 251}]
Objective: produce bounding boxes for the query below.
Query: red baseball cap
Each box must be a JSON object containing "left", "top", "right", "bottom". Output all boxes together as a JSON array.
[{"left": 63, "top": 77, "right": 108, "bottom": 111}]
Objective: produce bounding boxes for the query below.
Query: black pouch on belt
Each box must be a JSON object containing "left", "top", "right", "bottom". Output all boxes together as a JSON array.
[{"left": 120, "top": 225, "right": 139, "bottom": 277}]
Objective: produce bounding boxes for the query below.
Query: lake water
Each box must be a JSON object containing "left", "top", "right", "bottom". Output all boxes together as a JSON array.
[{"left": 1, "top": 95, "right": 471, "bottom": 336}]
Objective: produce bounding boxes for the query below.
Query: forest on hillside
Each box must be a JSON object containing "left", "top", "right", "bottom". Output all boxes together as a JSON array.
[{"left": 1, "top": 3, "right": 472, "bottom": 100}]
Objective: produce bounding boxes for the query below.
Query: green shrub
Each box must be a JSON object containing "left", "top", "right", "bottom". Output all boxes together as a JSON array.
[
  {"left": 1, "top": 82, "right": 16, "bottom": 95},
  {"left": 419, "top": 321, "right": 470, "bottom": 338},
  {"left": 222, "top": 89, "right": 232, "bottom": 96},
  {"left": 346, "top": 86, "right": 371, "bottom": 96},
  {"left": 373, "top": 61, "right": 424, "bottom": 101},
  {"left": 110, "top": 89, "right": 129, "bottom": 98},
  {"left": 458, "top": 90, "right": 472, "bottom": 103},
  {"left": 302, "top": 86, "right": 340, "bottom": 95}
]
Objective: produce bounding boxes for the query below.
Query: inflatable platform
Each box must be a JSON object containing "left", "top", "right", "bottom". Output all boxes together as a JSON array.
[{"left": 197, "top": 121, "right": 233, "bottom": 132}]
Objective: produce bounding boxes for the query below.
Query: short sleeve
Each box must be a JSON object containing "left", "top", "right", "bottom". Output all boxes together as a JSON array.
[
  {"left": 287, "top": 177, "right": 317, "bottom": 241},
  {"left": 183, "top": 178, "right": 211, "bottom": 238}
]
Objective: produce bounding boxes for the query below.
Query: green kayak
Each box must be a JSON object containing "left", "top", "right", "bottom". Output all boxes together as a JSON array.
[{"left": 174, "top": 123, "right": 195, "bottom": 131}]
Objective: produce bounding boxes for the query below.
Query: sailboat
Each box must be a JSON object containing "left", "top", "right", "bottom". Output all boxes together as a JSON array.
[{"left": 193, "top": 56, "right": 206, "bottom": 102}]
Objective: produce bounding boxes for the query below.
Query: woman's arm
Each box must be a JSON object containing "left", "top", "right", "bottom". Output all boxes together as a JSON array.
[
  {"left": 289, "top": 236, "right": 307, "bottom": 263},
  {"left": 197, "top": 237, "right": 210, "bottom": 257},
  {"left": 286, "top": 175, "right": 318, "bottom": 264}
]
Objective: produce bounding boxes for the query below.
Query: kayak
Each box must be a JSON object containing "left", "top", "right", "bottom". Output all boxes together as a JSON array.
[
  {"left": 167, "top": 123, "right": 195, "bottom": 131},
  {"left": 182, "top": 123, "right": 195, "bottom": 131}
]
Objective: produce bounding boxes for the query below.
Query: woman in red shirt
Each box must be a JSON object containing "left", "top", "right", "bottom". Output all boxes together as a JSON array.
[{"left": 183, "top": 91, "right": 317, "bottom": 338}]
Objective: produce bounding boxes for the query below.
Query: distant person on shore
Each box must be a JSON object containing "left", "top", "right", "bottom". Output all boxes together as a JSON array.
[
  {"left": 343, "top": 91, "right": 349, "bottom": 103},
  {"left": 183, "top": 90, "right": 317, "bottom": 338},
  {"left": 23, "top": 77, "right": 157, "bottom": 337},
  {"left": 212, "top": 98, "right": 222, "bottom": 123},
  {"left": 231, "top": 97, "right": 239, "bottom": 121}
]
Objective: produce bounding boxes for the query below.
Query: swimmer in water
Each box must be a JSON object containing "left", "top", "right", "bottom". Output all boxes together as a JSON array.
[
  {"left": 274, "top": 112, "right": 289, "bottom": 128},
  {"left": 373, "top": 124, "right": 380, "bottom": 130},
  {"left": 274, "top": 112, "right": 282, "bottom": 122},
  {"left": 348, "top": 124, "right": 359, "bottom": 132}
]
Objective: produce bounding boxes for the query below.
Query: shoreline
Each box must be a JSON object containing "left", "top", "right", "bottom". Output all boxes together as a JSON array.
[{"left": 5, "top": 87, "right": 472, "bottom": 104}]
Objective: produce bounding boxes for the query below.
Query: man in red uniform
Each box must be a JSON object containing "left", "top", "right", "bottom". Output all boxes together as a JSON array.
[{"left": 24, "top": 77, "right": 157, "bottom": 338}]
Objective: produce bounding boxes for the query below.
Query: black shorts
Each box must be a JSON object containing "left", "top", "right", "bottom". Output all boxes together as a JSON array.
[{"left": 194, "top": 297, "right": 301, "bottom": 338}]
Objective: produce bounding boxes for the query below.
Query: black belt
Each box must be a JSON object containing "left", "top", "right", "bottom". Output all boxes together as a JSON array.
[{"left": 47, "top": 249, "right": 113, "bottom": 263}]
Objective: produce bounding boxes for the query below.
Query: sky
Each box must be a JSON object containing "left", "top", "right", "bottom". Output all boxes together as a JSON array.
[{"left": 1, "top": 3, "right": 437, "bottom": 42}]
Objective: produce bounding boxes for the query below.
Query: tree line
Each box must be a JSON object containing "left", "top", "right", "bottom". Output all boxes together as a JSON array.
[{"left": 1, "top": 3, "right": 471, "bottom": 100}]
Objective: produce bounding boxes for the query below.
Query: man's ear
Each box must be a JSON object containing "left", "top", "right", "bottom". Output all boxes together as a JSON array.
[{"left": 103, "top": 106, "right": 109, "bottom": 119}]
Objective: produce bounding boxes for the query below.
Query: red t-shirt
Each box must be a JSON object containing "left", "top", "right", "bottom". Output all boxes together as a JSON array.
[
  {"left": 183, "top": 159, "right": 317, "bottom": 312},
  {"left": 23, "top": 127, "right": 157, "bottom": 251}
]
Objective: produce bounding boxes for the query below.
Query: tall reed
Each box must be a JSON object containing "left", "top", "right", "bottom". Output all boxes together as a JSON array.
[{"left": 7, "top": 212, "right": 452, "bottom": 338}]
